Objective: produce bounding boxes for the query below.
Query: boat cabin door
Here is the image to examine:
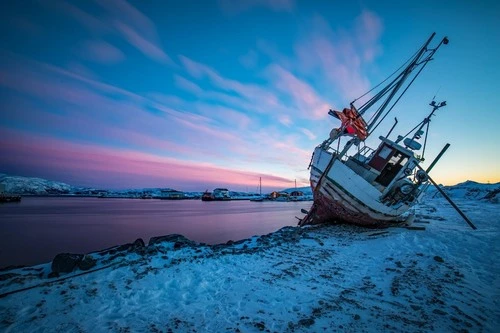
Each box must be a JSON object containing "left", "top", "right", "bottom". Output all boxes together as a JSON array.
[
  {"left": 368, "top": 143, "right": 395, "bottom": 171},
  {"left": 368, "top": 144, "right": 409, "bottom": 187}
]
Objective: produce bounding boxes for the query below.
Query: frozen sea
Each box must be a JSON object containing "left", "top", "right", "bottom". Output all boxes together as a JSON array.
[{"left": 0, "top": 197, "right": 304, "bottom": 268}]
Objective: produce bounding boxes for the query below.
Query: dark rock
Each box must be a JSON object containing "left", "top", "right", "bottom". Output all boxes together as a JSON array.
[
  {"left": 354, "top": 314, "right": 361, "bottom": 320},
  {"left": 148, "top": 234, "right": 194, "bottom": 247},
  {"left": 110, "top": 238, "right": 146, "bottom": 254},
  {"left": 48, "top": 271, "right": 60, "bottom": 279},
  {"left": 0, "top": 265, "right": 26, "bottom": 272},
  {"left": 133, "top": 238, "right": 145, "bottom": 248},
  {"left": 51, "top": 253, "right": 84, "bottom": 273},
  {"left": 0, "top": 273, "right": 19, "bottom": 281},
  {"left": 78, "top": 256, "right": 97, "bottom": 271},
  {"left": 253, "top": 322, "right": 266, "bottom": 331},
  {"left": 298, "top": 318, "right": 315, "bottom": 327},
  {"left": 434, "top": 256, "right": 444, "bottom": 263},
  {"left": 116, "top": 243, "right": 133, "bottom": 252},
  {"left": 433, "top": 308, "right": 447, "bottom": 315}
]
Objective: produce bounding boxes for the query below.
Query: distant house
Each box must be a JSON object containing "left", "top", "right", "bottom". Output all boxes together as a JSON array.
[
  {"left": 290, "top": 190, "right": 304, "bottom": 197},
  {"left": 289, "top": 190, "right": 304, "bottom": 201},
  {"left": 270, "top": 191, "right": 289, "bottom": 201},
  {"left": 213, "top": 188, "right": 231, "bottom": 200},
  {"left": 269, "top": 191, "right": 280, "bottom": 199},
  {"left": 160, "top": 189, "right": 185, "bottom": 200}
]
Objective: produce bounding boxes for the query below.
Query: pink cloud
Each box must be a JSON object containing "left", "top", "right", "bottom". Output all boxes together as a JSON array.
[
  {"left": 52, "top": 0, "right": 109, "bottom": 33},
  {"left": 300, "top": 128, "right": 316, "bottom": 140},
  {"left": 0, "top": 130, "right": 294, "bottom": 190},
  {"left": 218, "top": 0, "right": 295, "bottom": 14},
  {"left": 98, "top": 0, "right": 157, "bottom": 36},
  {"left": 278, "top": 115, "right": 292, "bottom": 126},
  {"left": 0, "top": 54, "right": 313, "bottom": 189},
  {"left": 294, "top": 12, "right": 384, "bottom": 102},
  {"left": 52, "top": 0, "right": 171, "bottom": 64},
  {"left": 99, "top": 0, "right": 172, "bottom": 64},
  {"left": 266, "top": 64, "right": 331, "bottom": 119},
  {"left": 173, "top": 75, "right": 204, "bottom": 95},
  {"left": 192, "top": 103, "right": 252, "bottom": 130},
  {"left": 113, "top": 21, "right": 172, "bottom": 63},
  {"left": 355, "top": 10, "right": 384, "bottom": 61},
  {"left": 179, "top": 55, "right": 282, "bottom": 114},
  {"left": 82, "top": 40, "right": 125, "bottom": 64}
]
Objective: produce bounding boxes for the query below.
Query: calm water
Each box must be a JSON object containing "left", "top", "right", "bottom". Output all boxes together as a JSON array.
[{"left": 0, "top": 197, "right": 310, "bottom": 268}]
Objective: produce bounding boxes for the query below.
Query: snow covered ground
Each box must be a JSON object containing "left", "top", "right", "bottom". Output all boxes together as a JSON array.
[{"left": 0, "top": 193, "right": 498, "bottom": 332}]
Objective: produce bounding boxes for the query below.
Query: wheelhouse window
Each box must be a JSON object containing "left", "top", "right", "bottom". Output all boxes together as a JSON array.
[{"left": 375, "top": 151, "right": 409, "bottom": 186}]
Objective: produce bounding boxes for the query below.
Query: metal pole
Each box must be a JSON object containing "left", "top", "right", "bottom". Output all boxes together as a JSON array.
[
  {"left": 417, "top": 164, "right": 477, "bottom": 230},
  {"left": 385, "top": 117, "right": 398, "bottom": 139},
  {"left": 426, "top": 143, "right": 450, "bottom": 173}
]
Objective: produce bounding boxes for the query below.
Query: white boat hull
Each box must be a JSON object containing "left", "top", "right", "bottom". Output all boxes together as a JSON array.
[{"left": 304, "top": 147, "right": 411, "bottom": 227}]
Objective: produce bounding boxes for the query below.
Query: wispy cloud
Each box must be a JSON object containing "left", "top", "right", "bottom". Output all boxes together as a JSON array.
[
  {"left": 81, "top": 40, "right": 124, "bottom": 64},
  {"left": 218, "top": 0, "right": 295, "bottom": 14},
  {"left": 0, "top": 130, "right": 295, "bottom": 190},
  {"left": 266, "top": 64, "right": 331, "bottom": 119},
  {"left": 173, "top": 75, "right": 204, "bottom": 95},
  {"left": 278, "top": 115, "right": 292, "bottom": 126},
  {"left": 294, "top": 11, "right": 384, "bottom": 102},
  {"left": 52, "top": 0, "right": 109, "bottom": 33},
  {"left": 179, "top": 55, "right": 282, "bottom": 114},
  {"left": 355, "top": 9, "right": 384, "bottom": 62},
  {"left": 113, "top": 21, "right": 171, "bottom": 63},
  {"left": 0, "top": 54, "right": 311, "bottom": 188},
  {"left": 52, "top": 0, "right": 171, "bottom": 64},
  {"left": 300, "top": 128, "right": 316, "bottom": 140}
]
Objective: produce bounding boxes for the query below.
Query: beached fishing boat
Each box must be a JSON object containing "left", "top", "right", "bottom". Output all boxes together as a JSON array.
[
  {"left": 202, "top": 188, "right": 231, "bottom": 201},
  {"left": 300, "top": 33, "right": 453, "bottom": 228}
]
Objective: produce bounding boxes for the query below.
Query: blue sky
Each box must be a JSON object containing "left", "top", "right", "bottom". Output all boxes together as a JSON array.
[{"left": 0, "top": 0, "right": 499, "bottom": 191}]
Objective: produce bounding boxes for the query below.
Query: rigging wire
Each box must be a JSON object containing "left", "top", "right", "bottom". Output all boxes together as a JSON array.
[
  {"left": 352, "top": 45, "right": 423, "bottom": 108},
  {"left": 368, "top": 49, "right": 435, "bottom": 134}
]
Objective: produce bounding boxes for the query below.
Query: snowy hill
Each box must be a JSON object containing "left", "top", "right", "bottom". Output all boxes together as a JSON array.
[
  {"left": 425, "top": 180, "right": 500, "bottom": 203},
  {"left": 0, "top": 173, "right": 72, "bottom": 195},
  {"left": 280, "top": 186, "right": 313, "bottom": 195}
]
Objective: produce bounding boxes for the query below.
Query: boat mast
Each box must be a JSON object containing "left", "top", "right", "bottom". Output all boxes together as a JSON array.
[
  {"left": 396, "top": 100, "right": 446, "bottom": 159},
  {"left": 355, "top": 33, "right": 449, "bottom": 137}
]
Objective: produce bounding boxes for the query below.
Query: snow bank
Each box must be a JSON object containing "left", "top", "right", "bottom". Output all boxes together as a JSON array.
[
  {"left": 0, "top": 196, "right": 498, "bottom": 332},
  {"left": 425, "top": 181, "right": 500, "bottom": 203},
  {"left": 0, "top": 174, "right": 72, "bottom": 195}
]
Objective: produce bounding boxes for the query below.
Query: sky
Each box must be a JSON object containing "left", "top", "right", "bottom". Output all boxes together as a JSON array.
[{"left": 0, "top": 0, "right": 499, "bottom": 191}]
